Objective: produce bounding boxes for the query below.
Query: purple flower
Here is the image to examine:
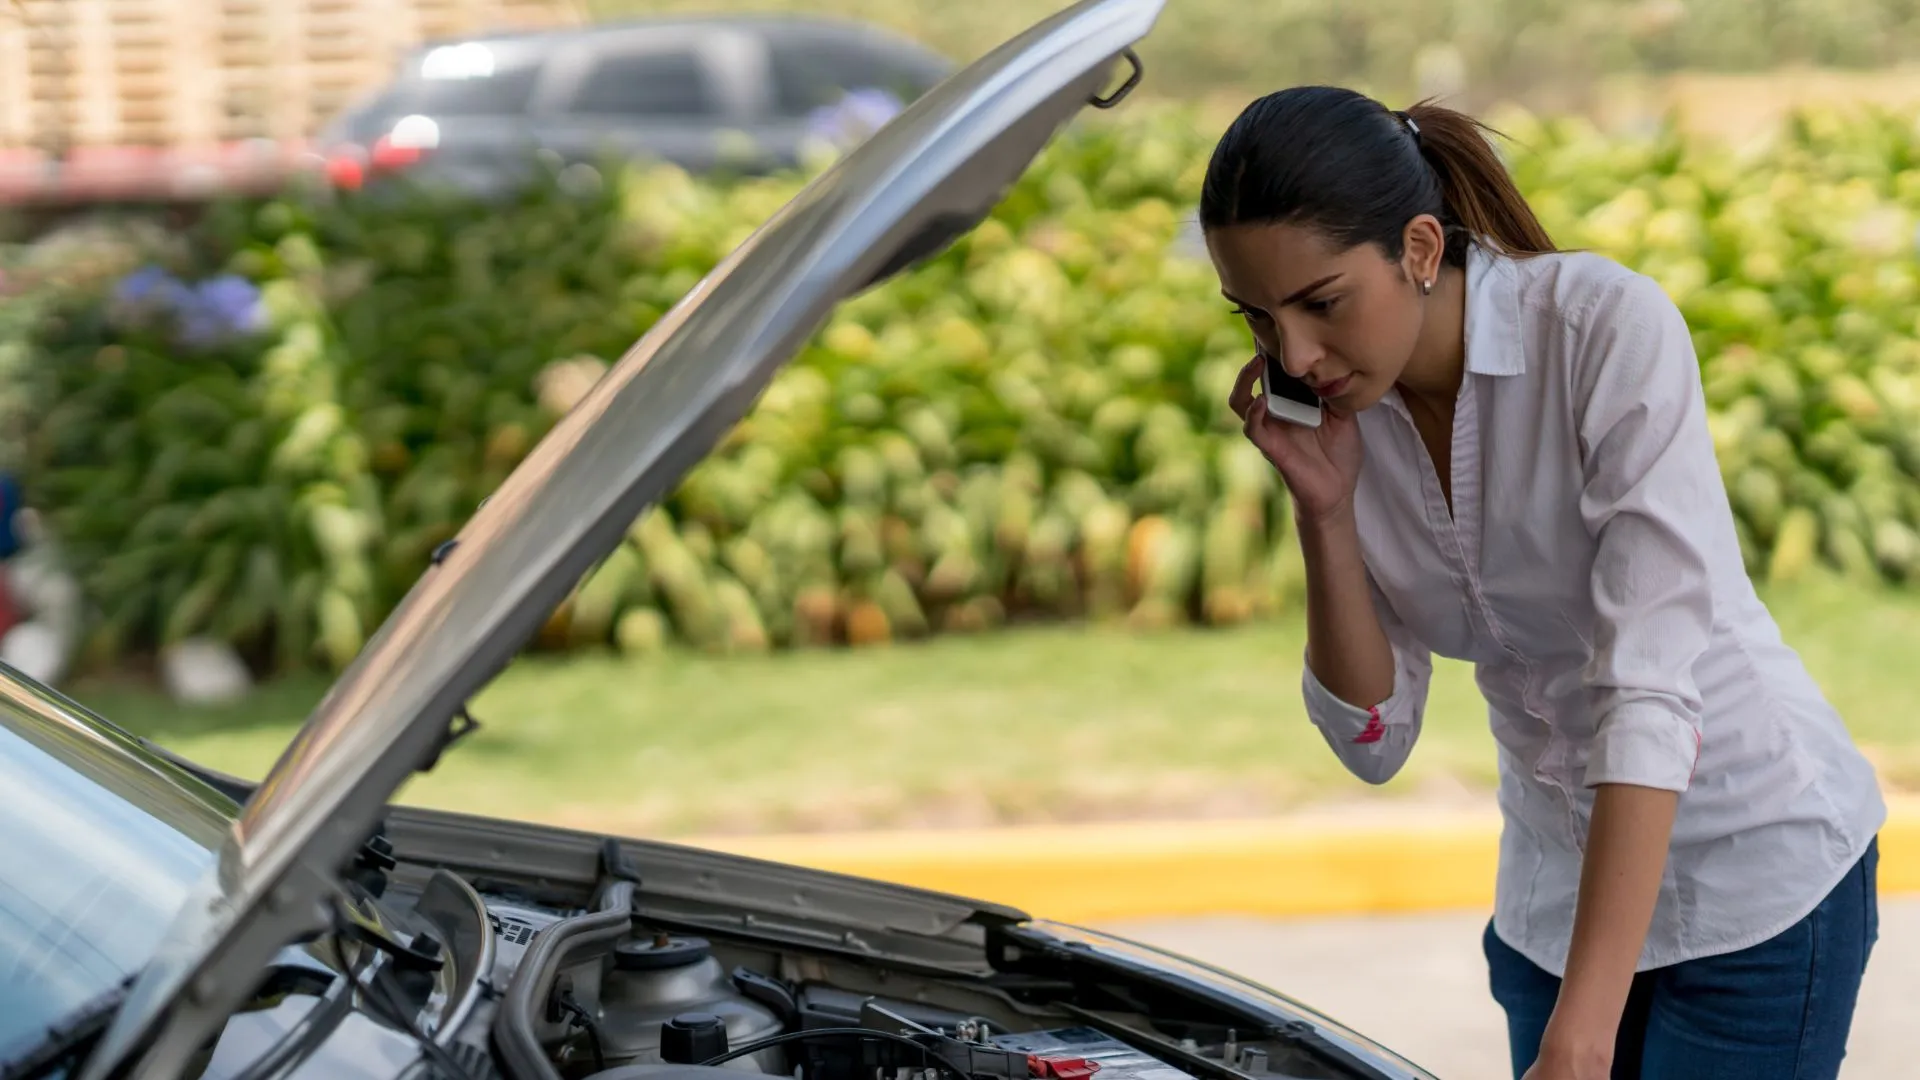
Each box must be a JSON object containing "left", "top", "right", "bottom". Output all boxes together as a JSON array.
[
  {"left": 112, "top": 265, "right": 170, "bottom": 304},
  {"left": 112, "top": 265, "right": 192, "bottom": 312},
  {"left": 108, "top": 266, "right": 265, "bottom": 349},
  {"left": 191, "top": 275, "right": 266, "bottom": 336}
]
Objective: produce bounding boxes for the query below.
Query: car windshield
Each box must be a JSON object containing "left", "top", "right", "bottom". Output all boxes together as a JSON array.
[{"left": 0, "top": 674, "right": 234, "bottom": 1066}]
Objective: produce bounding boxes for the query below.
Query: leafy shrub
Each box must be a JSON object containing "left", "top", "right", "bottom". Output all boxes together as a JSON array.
[{"left": 14, "top": 103, "right": 1920, "bottom": 673}]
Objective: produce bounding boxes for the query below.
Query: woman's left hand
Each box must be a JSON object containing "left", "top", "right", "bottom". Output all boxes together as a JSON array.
[
  {"left": 1519, "top": 784, "right": 1677, "bottom": 1080},
  {"left": 1520, "top": 1024, "right": 1613, "bottom": 1080}
]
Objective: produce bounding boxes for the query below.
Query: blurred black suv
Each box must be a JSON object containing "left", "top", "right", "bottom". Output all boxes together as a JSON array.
[{"left": 315, "top": 14, "right": 953, "bottom": 195}]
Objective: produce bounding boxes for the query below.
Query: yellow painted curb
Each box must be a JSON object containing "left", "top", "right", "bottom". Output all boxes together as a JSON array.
[{"left": 683, "top": 796, "right": 1920, "bottom": 924}]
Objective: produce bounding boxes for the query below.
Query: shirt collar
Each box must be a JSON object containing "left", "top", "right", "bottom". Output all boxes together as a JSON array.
[{"left": 1463, "top": 240, "right": 1527, "bottom": 377}]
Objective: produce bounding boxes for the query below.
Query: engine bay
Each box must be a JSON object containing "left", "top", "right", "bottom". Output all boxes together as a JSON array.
[
  {"left": 483, "top": 887, "right": 1244, "bottom": 1080},
  {"left": 477, "top": 886, "right": 1344, "bottom": 1080},
  {"left": 318, "top": 813, "right": 1410, "bottom": 1080},
  {"left": 382, "top": 867, "right": 1372, "bottom": 1080}
]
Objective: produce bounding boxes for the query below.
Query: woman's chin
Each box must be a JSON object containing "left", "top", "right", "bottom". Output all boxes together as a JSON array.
[{"left": 1323, "top": 376, "right": 1376, "bottom": 413}]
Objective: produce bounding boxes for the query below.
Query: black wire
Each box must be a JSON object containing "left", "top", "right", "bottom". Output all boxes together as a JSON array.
[
  {"left": 326, "top": 913, "right": 474, "bottom": 1080},
  {"left": 695, "top": 1026, "right": 943, "bottom": 1071},
  {"left": 555, "top": 990, "right": 606, "bottom": 1074},
  {"left": 369, "top": 964, "right": 476, "bottom": 1080},
  {"left": 227, "top": 963, "right": 357, "bottom": 1080}
]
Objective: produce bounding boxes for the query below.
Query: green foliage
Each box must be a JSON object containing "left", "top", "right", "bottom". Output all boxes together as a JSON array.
[
  {"left": 1495, "top": 105, "right": 1920, "bottom": 585},
  {"left": 13, "top": 101, "right": 1920, "bottom": 673},
  {"left": 588, "top": 0, "right": 1920, "bottom": 103}
]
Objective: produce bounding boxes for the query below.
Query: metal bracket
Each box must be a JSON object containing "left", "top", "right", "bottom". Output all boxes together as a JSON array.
[
  {"left": 598, "top": 837, "right": 644, "bottom": 887},
  {"left": 1089, "top": 48, "right": 1143, "bottom": 109},
  {"left": 418, "top": 706, "right": 480, "bottom": 774}
]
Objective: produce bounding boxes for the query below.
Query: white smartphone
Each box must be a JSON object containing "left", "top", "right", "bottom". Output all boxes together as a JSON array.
[{"left": 1263, "top": 351, "right": 1324, "bottom": 428}]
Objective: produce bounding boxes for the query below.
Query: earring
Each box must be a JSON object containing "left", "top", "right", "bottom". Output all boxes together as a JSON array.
[{"left": 1421, "top": 279, "right": 1432, "bottom": 295}]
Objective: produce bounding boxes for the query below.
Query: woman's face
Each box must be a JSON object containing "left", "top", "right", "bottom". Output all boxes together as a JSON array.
[{"left": 1204, "top": 218, "right": 1442, "bottom": 413}]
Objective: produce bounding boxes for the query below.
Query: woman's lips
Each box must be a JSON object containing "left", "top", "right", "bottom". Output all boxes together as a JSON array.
[{"left": 1314, "top": 375, "right": 1353, "bottom": 399}]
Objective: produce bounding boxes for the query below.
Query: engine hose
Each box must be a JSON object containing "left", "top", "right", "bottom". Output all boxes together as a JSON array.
[{"left": 491, "top": 880, "right": 636, "bottom": 1080}]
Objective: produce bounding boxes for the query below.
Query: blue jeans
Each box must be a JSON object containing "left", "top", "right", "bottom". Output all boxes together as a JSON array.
[{"left": 1485, "top": 837, "right": 1879, "bottom": 1080}]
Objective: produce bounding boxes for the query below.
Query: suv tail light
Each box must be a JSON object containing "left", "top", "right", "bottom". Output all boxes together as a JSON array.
[
  {"left": 324, "top": 146, "right": 368, "bottom": 190},
  {"left": 370, "top": 134, "right": 431, "bottom": 172},
  {"left": 320, "top": 116, "right": 439, "bottom": 190}
]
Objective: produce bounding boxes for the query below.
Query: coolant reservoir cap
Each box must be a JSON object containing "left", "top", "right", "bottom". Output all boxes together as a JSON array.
[
  {"left": 613, "top": 932, "right": 713, "bottom": 971},
  {"left": 662, "top": 1011, "right": 729, "bottom": 1064}
]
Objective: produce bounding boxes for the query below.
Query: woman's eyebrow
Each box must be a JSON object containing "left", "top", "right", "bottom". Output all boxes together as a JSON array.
[{"left": 1221, "top": 274, "right": 1342, "bottom": 310}]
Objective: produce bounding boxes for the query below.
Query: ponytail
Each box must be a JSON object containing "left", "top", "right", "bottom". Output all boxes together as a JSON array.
[
  {"left": 1200, "top": 86, "right": 1555, "bottom": 268},
  {"left": 1402, "top": 100, "right": 1555, "bottom": 260}
]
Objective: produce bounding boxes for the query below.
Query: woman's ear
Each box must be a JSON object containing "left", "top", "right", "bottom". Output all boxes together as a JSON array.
[{"left": 1401, "top": 214, "right": 1446, "bottom": 288}]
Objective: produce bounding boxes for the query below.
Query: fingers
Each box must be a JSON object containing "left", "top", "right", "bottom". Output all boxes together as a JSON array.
[
  {"left": 1239, "top": 386, "right": 1269, "bottom": 440},
  {"left": 1231, "top": 356, "right": 1281, "bottom": 453},
  {"left": 1226, "top": 355, "right": 1262, "bottom": 419},
  {"left": 1229, "top": 355, "right": 1316, "bottom": 478},
  {"left": 1241, "top": 394, "right": 1296, "bottom": 467}
]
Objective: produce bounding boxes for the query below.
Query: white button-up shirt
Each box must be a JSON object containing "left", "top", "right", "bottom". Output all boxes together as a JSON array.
[{"left": 1301, "top": 242, "right": 1886, "bottom": 977}]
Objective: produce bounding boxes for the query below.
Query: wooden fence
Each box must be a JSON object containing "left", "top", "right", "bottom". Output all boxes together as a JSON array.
[{"left": 0, "top": 0, "right": 584, "bottom": 152}]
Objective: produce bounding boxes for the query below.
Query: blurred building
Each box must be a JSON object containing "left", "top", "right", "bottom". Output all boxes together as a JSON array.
[{"left": 0, "top": 0, "right": 583, "bottom": 202}]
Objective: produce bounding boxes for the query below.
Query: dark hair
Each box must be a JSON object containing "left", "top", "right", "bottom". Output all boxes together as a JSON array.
[{"left": 1199, "top": 87, "right": 1555, "bottom": 267}]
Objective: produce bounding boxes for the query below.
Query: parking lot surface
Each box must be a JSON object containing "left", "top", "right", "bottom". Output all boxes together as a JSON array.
[{"left": 1106, "top": 898, "right": 1920, "bottom": 1079}]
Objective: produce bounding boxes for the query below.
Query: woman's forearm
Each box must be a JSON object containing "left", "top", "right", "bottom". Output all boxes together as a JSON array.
[
  {"left": 1540, "top": 783, "right": 1680, "bottom": 1069},
  {"left": 1297, "top": 509, "right": 1396, "bottom": 709}
]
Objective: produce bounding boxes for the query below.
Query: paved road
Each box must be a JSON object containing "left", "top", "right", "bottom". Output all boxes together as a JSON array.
[{"left": 1105, "top": 899, "right": 1920, "bottom": 1079}]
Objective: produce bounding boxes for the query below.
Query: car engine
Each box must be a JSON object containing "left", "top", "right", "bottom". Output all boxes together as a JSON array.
[
  {"left": 300, "top": 814, "right": 1410, "bottom": 1080},
  {"left": 469, "top": 883, "right": 1355, "bottom": 1080}
]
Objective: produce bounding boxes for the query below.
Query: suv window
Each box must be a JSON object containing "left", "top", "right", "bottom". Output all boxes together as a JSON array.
[
  {"left": 383, "top": 64, "right": 543, "bottom": 117},
  {"left": 566, "top": 48, "right": 718, "bottom": 117},
  {"left": 767, "top": 38, "right": 937, "bottom": 116}
]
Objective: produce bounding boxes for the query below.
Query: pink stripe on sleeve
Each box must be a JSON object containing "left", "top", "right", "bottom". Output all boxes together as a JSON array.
[{"left": 1353, "top": 705, "right": 1386, "bottom": 744}]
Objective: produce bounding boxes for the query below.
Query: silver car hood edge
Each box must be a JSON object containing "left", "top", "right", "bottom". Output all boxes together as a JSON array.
[{"left": 83, "top": 1, "right": 1168, "bottom": 1076}]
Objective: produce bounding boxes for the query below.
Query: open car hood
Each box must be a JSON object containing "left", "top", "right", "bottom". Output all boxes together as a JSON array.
[{"left": 83, "top": 0, "right": 1167, "bottom": 1076}]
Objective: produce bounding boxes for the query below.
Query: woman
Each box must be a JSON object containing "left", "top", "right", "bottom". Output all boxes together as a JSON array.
[{"left": 1205, "top": 86, "right": 1885, "bottom": 1080}]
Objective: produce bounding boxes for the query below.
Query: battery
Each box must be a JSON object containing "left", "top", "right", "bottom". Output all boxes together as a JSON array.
[{"left": 989, "top": 1028, "right": 1197, "bottom": 1080}]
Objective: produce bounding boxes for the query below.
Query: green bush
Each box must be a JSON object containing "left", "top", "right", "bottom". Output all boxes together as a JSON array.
[
  {"left": 1497, "top": 105, "right": 1920, "bottom": 583},
  {"left": 14, "top": 102, "right": 1920, "bottom": 673},
  {"left": 590, "top": 0, "right": 1920, "bottom": 104},
  {"left": 16, "top": 170, "right": 668, "bottom": 671}
]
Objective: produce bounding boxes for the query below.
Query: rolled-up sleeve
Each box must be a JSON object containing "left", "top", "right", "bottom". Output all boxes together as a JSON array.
[
  {"left": 1573, "top": 274, "right": 1718, "bottom": 792},
  {"left": 1301, "top": 571, "right": 1433, "bottom": 785}
]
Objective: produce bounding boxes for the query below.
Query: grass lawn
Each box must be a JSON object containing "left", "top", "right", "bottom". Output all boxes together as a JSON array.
[{"left": 84, "top": 576, "right": 1920, "bottom": 838}]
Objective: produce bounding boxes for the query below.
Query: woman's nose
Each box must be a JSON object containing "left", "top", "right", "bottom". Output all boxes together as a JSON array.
[{"left": 1277, "top": 338, "right": 1322, "bottom": 378}]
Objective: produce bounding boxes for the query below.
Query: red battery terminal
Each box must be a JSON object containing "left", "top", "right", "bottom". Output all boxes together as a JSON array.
[{"left": 1027, "top": 1056, "right": 1102, "bottom": 1080}]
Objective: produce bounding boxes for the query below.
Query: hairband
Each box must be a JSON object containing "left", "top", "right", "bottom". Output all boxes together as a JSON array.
[{"left": 1393, "top": 110, "right": 1421, "bottom": 145}]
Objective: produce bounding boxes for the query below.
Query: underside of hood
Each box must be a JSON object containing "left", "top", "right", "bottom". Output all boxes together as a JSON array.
[{"left": 84, "top": 1, "right": 1170, "bottom": 1076}]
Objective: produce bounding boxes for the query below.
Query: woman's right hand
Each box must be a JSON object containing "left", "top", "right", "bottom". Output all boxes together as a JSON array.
[{"left": 1227, "top": 355, "right": 1364, "bottom": 526}]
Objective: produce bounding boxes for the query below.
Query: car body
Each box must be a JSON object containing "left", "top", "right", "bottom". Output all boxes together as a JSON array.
[
  {"left": 315, "top": 14, "right": 954, "bottom": 197},
  {"left": 2, "top": 2, "right": 1442, "bottom": 1079}
]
